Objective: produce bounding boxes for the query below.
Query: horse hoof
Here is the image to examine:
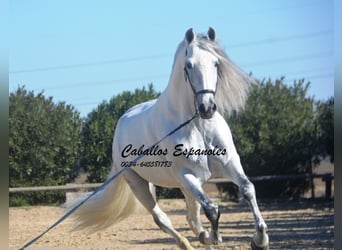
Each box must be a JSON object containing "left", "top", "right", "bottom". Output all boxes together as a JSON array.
[
  {"left": 199, "top": 231, "right": 210, "bottom": 245},
  {"left": 251, "top": 239, "right": 269, "bottom": 250},
  {"left": 199, "top": 230, "right": 222, "bottom": 245}
]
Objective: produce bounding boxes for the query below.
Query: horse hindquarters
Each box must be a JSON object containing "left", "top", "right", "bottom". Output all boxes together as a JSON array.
[{"left": 64, "top": 167, "right": 140, "bottom": 233}]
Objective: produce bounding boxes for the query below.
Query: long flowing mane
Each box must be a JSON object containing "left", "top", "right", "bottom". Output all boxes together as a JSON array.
[{"left": 192, "top": 33, "right": 256, "bottom": 116}]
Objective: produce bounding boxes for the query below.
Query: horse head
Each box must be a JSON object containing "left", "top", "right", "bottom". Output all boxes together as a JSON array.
[{"left": 183, "top": 27, "right": 220, "bottom": 119}]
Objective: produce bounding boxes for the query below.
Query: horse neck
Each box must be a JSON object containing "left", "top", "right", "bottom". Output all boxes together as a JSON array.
[{"left": 157, "top": 65, "right": 196, "bottom": 121}]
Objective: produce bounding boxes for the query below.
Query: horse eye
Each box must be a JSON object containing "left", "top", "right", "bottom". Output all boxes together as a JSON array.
[
  {"left": 214, "top": 61, "right": 219, "bottom": 68},
  {"left": 186, "top": 61, "right": 193, "bottom": 69}
]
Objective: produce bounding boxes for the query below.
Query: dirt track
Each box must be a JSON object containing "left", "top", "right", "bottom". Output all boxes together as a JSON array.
[{"left": 9, "top": 199, "right": 333, "bottom": 250}]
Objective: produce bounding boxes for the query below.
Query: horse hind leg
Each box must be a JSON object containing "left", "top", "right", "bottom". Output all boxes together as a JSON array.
[
  {"left": 123, "top": 169, "right": 194, "bottom": 250},
  {"left": 151, "top": 205, "right": 194, "bottom": 250}
]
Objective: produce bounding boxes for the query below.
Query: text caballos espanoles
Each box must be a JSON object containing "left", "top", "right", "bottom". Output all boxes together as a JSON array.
[{"left": 121, "top": 143, "right": 226, "bottom": 159}]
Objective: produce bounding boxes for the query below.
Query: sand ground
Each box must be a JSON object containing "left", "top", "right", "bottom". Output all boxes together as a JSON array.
[{"left": 10, "top": 198, "right": 333, "bottom": 250}]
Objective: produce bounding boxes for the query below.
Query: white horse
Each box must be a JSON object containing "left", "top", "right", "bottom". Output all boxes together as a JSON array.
[{"left": 66, "top": 27, "right": 269, "bottom": 249}]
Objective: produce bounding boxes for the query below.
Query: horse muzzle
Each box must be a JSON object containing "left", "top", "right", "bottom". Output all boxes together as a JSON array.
[{"left": 198, "top": 101, "right": 217, "bottom": 119}]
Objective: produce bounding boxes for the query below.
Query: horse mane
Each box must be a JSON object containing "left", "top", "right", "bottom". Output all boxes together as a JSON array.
[{"left": 193, "top": 33, "right": 256, "bottom": 116}]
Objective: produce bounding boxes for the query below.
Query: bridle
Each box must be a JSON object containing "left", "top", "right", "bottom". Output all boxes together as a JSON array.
[
  {"left": 184, "top": 66, "right": 216, "bottom": 97},
  {"left": 183, "top": 62, "right": 218, "bottom": 115}
]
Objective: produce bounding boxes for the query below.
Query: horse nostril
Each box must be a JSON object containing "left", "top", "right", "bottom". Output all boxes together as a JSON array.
[
  {"left": 199, "top": 104, "right": 206, "bottom": 114},
  {"left": 212, "top": 103, "right": 217, "bottom": 112}
]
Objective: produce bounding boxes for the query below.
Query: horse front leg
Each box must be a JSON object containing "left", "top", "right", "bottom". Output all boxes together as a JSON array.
[
  {"left": 225, "top": 154, "right": 269, "bottom": 250},
  {"left": 179, "top": 172, "right": 222, "bottom": 246},
  {"left": 240, "top": 178, "right": 269, "bottom": 249}
]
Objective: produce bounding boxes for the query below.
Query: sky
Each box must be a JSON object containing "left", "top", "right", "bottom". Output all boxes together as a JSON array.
[{"left": 9, "top": 0, "right": 334, "bottom": 118}]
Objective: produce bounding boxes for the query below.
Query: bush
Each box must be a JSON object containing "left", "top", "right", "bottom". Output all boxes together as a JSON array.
[
  {"left": 9, "top": 191, "right": 66, "bottom": 206},
  {"left": 9, "top": 87, "right": 82, "bottom": 205},
  {"left": 9, "top": 196, "right": 29, "bottom": 207},
  {"left": 221, "top": 78, "right": 330, "bottom": 198},
  {"left": 80, "top": 84, "right": 160, "bottom": 182},
  {"left": 156, "top": 187, "right": 184, "bottom": 199}
]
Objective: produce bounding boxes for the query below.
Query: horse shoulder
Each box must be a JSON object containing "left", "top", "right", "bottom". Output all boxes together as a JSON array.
[{"left": 200, "top": 114, "right": 237, "bottom": 156}]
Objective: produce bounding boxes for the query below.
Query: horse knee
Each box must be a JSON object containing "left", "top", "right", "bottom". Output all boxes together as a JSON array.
[{"left": 239, "top": 179, "right": 256, "bottom": 201}]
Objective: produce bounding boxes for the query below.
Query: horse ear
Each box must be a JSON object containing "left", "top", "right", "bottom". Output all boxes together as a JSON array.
[
  {"left": 208, "top": 27, "right": 216, "bottom": 41},
  {"left": 185, "top": 28, "right": 194, "bottom": 44}
]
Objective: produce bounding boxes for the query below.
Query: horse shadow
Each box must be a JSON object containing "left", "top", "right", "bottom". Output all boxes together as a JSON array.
[
  {"left": 131, "top": 199, "right": 334, "bottom": 249},
  {"left": 218, "top": 199, "right": 334, "bottom": 249}
]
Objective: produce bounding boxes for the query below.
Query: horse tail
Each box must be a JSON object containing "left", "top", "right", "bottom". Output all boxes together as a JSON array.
[{"left": 63, "top": 166, "right": 140, "bottom": 234}]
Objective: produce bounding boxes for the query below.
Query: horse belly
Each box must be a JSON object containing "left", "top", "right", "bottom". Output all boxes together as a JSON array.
[
  {"left": 133, "top": 159, "right": 180, "bottom": 187},
  {"left": 120, "top": 150, "right": 179, "bottom": 187}
]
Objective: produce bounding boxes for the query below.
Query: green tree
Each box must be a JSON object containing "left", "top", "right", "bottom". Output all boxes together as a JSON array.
[
  {"left": 80, "top": 83, "right": 160, "bottom": 182},
  {"left": 316, "top": 97, "right": 334, "bottom": 162},
  {"left": 224, "top": 78, "right": 321, "bottom": 198},
  {"left": 9, "top": 86, "right": 82, "bottom": 205}
]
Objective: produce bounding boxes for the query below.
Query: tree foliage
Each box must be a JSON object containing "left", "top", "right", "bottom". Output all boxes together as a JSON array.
[
  {"left": 9, "top": 79, "right": 334, "bottom": 204},
  {"left": 222, "top": 78, "right": 333, "bottom": 198},
  {"left": 316, "top": 97, "right": 334, "bottom": 162},
  {"left": 80, "top": 83, "right": 160, "bottom": 182},
  {"left": 9, "top": 87, "right": 82, "bottom": 204}
]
